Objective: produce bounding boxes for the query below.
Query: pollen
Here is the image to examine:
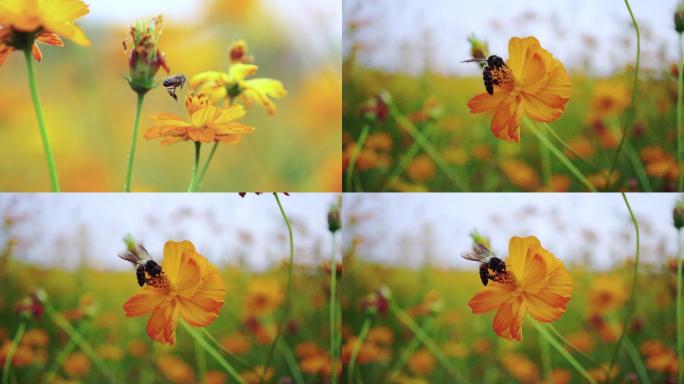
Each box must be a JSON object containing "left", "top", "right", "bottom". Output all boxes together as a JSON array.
[
  {"left": 491, "top": 66, "right": 514, "bottom": 90},
  {"left": 491, "top": 270, "right": 516, "bottom": 287},
  {"left": 147, "top": 272, "right": 170, "bottom": 289}
]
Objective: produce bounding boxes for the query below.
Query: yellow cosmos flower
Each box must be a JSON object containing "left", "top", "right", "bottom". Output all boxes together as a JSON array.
[
  {"left": 191, "top": 63, "right": 287, "bottom": 115},
  {"left": 467, "top": 37, "right": 571, "bottom": 142},
  {"left": 0, "top": 0, "right": 90, "bottom": 65},
  {"left": 145, "top": 93, "right": 255, "bottom": 145},
  {"left": 468, "top": 236, "right": 572, "bottom": 341},
  {"left": 122, "top": 240, "right": 226, "bottom": 345}
]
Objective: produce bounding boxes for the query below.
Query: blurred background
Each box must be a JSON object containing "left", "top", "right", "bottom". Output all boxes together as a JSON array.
[
  {"left": 343, "top": 0, "right": 682, "bottom": 192},
  {"left": 0, "top": 0, "right": 341, "bottom": 191},
  {"left": 0, "top": 193, "right": 341, "bottom": 382},
  {"left": 342, "top": 193, "right": 683, "bottom": 383}
]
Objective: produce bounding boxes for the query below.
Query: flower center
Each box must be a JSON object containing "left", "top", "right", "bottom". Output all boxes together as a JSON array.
[
  {"left": 491, "top": 65, "right": 515, "bottom": 91},
  {"left": 491, "top": 270, "right": 517, "bottom": 289},
  {"left": 146, "top": 272, "right": 170, "bottom": 289}
]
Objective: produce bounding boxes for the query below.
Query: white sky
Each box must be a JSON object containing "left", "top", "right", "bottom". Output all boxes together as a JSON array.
[
  {"left": 1, "top": 193, "right": 338, "bottom": 271},
  {"left": 344, "top": 193, "right": 682, "bottom": 270},
  {"left": 344, "top": 0, "right": 679, "bottom": 75}
]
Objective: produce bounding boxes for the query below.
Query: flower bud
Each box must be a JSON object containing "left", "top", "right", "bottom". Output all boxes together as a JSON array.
[
  {"left": 123, "top": 15, "right": 169, "bottom": 95},
  {"left": 362, "top": 286, "right": 391, "bottom": 317},
  {"left": 469, "top": 230, "right": 490, "bottom": 249},
  {"left": 327, "top": 196, "right": 342, "bottom": 233},
  {"left": 676, "top": 2, "right": 684, "bottom": 33},
  {"left": 229, "top": 40, "right": 253, "bottom": 64},
  {"left": 359, "top": 92, "right": 391, "bottom": 124},
  {"left": 674, "top": 199, "right": 684, "bottom": 229},
  {"left": 467, "top": 34, "right": 488, "bottom": 62}
]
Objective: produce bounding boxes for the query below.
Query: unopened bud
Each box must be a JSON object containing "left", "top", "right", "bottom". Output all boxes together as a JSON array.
[
  {"left": 676, "top": 2, "right": 684, "bottom": 33},
  {"left": 674, "top": 199, "right": 684, "bottom": 229}
]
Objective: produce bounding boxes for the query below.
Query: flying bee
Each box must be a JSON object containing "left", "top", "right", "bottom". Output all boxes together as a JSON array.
[
  {"left": 461, "top": 55, "right": 509, "bottom": 95},
  {"left": 118, "top": 244, "right": 164, "bottom": 287},
  {"left": 462, "top": 243, "right": 507, "bottom": 286},
  {"left": 162, "top": 74, "right": 186, "bottom": 101}
]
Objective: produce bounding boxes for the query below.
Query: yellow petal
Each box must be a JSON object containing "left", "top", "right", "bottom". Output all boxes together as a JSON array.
[
  {"left": 506, "top": 36, "right": 541, "bottom": 81},
  {"left": 191, "top": 106, "right": 214, "bottom": 128},
  {"left": 506, "top": 236, "right": 542, "bottom": 280},
  {"left": 161, "top": 240, "right": 197, "bottom": 285},
  {"left": 176, "top": 257, "right": 201, "bottom": 299},
  {"left": 468, "top": 282, "right": 512, "bottom": 314},
  {"left": 122, "top": 287, "right": 166, "bottom": 317},
  {"left": 146, "top": 301, "right": 179, "bottom": 345},
  {"left": 492, "top": 296, "right": 525, "bottom": 341},
  {"left": 212, "top": 104, "right": 246, "bottom": 124},
  {"left": 229, "top": 63, "right": 258, "bottom": 81}
]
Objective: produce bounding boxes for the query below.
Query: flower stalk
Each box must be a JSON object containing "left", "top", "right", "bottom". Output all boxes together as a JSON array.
[
  {"left": 1, "top": 322, "right": 26, "bottom": 384},
  {"left": 124, "top": 92, "right": 145, "bottom": 192},
  {"left": 678, "top": 227, "right": 683, "bottom": 384},
  {"left": 182, "top": 322, "right": 245, "bottom": 384},
  {"left": 386, "top": 317, "right": 435, "bottom": 382},
  {"left": 531, "top": 321, "right": 597, "bottom": 384},
  {"left": 345, "top": 123, "right": 370, "bottom": 192},
  {"left": 187, "top": 142, "right": 202, "bottom": 192},
  {"left": 347, "top": 316, "right": 372, "bottom": 384},
  {"left": 23, "top": 46, "right": 59, "bottom": 192},
  {"left": 330, "top": 230, "right": 340, "bottom": 384},
  {"left": 679, "top": 31, "right": 684, "bottom": 192}
]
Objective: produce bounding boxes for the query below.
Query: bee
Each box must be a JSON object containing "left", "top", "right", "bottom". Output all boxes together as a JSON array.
[
  {"left": 118, "top": 244, "right": 164, "bottom": 287},
  {"left": 462, "top": 55, "right": 509, "bottom": 95},
  {"left": 462, "top": 243, "right": 507, "bottom": 286},
  {"left": 162, "top": 74, "right": 186, "bottom": 101}
]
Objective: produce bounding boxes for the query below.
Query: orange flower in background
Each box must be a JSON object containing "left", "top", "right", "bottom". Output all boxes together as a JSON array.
[
  {"left": 407, "top": 348, "right": 436, "bottom": 376},
  {"left": 63, "top": 351, "right": 91, "bottom": 378},
  {"left": 468, "top": 236, "right": 572, "bottom": 341},
  {"left": 467, "top": 37, "right": 571, "bottom": 143},
  {"left": 501, "top": 353, "right": 539, "bottom": 383},
  {"left": 123, "top": 240, "right": 226, "bottom": 345},
  {"left": 588, "top": 275, "right": 627, "bottom": 314},
  {"left": 145, "top": 93, "right": 255, "bottom": 145},
  {"left": 589, "top": 81, "right": 630, "bottom": 120},
  {"left": 0, "top": 0, "right": 90, "bottom": 65}
]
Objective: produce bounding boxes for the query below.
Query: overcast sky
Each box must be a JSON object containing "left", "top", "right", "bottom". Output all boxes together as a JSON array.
[
  {"left": 344, "top": 0, "right": 678, "bottom": 75},
  {"left": 344, "top": 193, "right": 682, "bottom": 270}
]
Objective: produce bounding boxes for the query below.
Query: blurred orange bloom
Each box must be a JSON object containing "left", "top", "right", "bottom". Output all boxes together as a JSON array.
[
  {"left": 220, "top": 333, "right": 251, "bottom": 355},
  {"left": 63, "top": 351, "right": 90, "bottom": 378},
  {"left": 589, "top": 81, "right": 630, "bottom": 120},
  {"left": 467, "top": 36, "right": 571, "bottom": 143},
  {"left": 122, "top": 240, "right": 225, "bottom": 345},
  {"left": 0, "top": 0, "right": 90, "bottom": 65},
  {"left": 407, "top": 348, "right": 436, "bottom": 376},
  {"left": 588, "top": 275, "right": 627, "bottom": 314},
  {"left": 500, "top": 159, "right": 539, "bottom": 190},
  {"left": 243, "top": 277, "right": 283, "bottom": 316},
  {"left": 407, "top": 154, "right": 436, "bottom": 183},
  {"left": 468, "top": 236, "right": 573, "bottom": 341},
  {"left": 157, "top": 355, "right": 195, "bottom": 384},
  {"left": 145, "top": 93, "right": 254, "bottom": 145},
  {"left": 501, "top": 353, "right": 539, "bottom": 383},
  {"left": 241, "top": 366, "right": 274, "bottom": 384}
]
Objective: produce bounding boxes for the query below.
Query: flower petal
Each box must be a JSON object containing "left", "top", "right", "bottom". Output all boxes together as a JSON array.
[
  {"left": 187, "top": 127, "right": 216, "bottom": 143},
  {"left": 31, "top": 43, "right": 42, "bottom": 62},
  {"left": 467, "top": 91, "right": 508, "bottom": 114},
  {"left": 468, "top": 282, "right": 513, "bottom": 314},
  {"left": 506, "top": 36, "right": 541, "bottom": 81},
  {"left": 161, "top": 240, "right": 197, "bottom": 285},
  {"left": 176, "top": 257, "right": 201, "bottom": 299},
  {"left": 491, "top": 99, "right": 523, "bottom": 143},
  {"left": 506, "top": 236, "right": 542, "bottom": 280},
  {"left": 122, "top": 287, "right": 166, "bottom": 317},
  {"left": 525, "top": 291, "right": 570, "bottom": 323},
  {"left": 146, "top": 301, "right": 180, "bottom": 345},
  {"left": 492, "top": 296, "right": 525, "bottom": 341}
]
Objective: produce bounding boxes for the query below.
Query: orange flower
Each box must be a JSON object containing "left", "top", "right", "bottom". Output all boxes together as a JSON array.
[
  {"left": 467, "top": 37, "right": 571, "bottom": 142},
  {"left": 468, "top": 236, "right": 572, "bottom": 341},
  {"left": 145, "top": 93, "right": 255, "bottom": 145},
  {"left": 0, "top": 0, "right": 90, "bottom": 65},
  {"left": 122, "top": 240, "right": 225, "bottom": 345}
]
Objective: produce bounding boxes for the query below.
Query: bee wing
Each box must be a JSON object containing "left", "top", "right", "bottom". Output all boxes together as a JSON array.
[
  {"left": 461, "top": 58, "right": 487, "bottom": 63},
  {"left": 118, "top": 244, "right": 153, "bottom": 265},
  {"left": 461, "top": 251, "right": 485, "bottom": 262}
]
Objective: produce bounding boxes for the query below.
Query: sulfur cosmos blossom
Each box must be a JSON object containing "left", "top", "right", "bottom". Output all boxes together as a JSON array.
[
  {"left": 145, "top": 93, "right": 255, "bottom": 145},
  {"left": 467, "top": 37, "right": 571, "bottom": 143},
  {"left": 0, "top": 0, "right": 91, "bottom": 65},
  {"left": 468, "top": 236, "right": 572, "bottom": 341},
  {"left": 191, "top": 63, "right": 287, "bottom": 115},
  {"left": 122, "top": 240, "right": 225, "bottom": 345}
]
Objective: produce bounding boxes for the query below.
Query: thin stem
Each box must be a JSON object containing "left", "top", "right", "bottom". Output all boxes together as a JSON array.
[
  {"left": 2, "top": 322, "right": 26, "bottom": 384},
  {"left": 678, "top": 32, "right": 683, "bottom": 192},
  {"left": 624, "top": 335, "right": 652, "bottom": 384},
  {"left": 124, "top": 92, "right": 146, "bottom": 192},
  {"left": 261, "top": 193, "right": 295, "bottom": 383},
  {"left": 181, "top": 322, "right": 245, "bottom": 384},
  {"left": 195, "top": 337, "right": 207, "bottom": 383},
  {"left": 45, "top": 304, "right": 118, "bottom": 383},
  {"left": 539, "top": 128, "right": 552, "bottom": 188},
  {"left": 606, "top": 0, "right": 640, "bottom": 189},
  {"left": 345, "top": 124, "right": 370, "bottom": 192},
  {"left": 609, "top": 117, "right": 652, "bottom": 191},
  {"left": 391, "top": 106, "right": 469, "bottom": 191},
  {"left": 678, "top": 228, "right": 683, "bottom": 384},
  {"left": 197, "top": 142, "right": 219, "bottom": 188},
  {"left": 546, "top": 323, "right": 600, "bottom": 365},
  {"left": 607, "top": 192, "right": 641, "bottom": 383},
  {"left": 543, "top": 123, "right": 597, "bottom": 169},
  {"left": 348, "top": 317, "right": 372, "bottom": 384},
  {"left": 23, "top": 48, "right": 59, "bottom": 192},
  {"left": 531, "top": 320, "right": 597, "bottom": 384},
  {"left": 526, "top": 120, "right": 597, "bottom": 192},
  {"left": 201, "top": 328, "right": 253, "bottom": 370},
  {"left": 330, "top": 232, "right": 339, "bottom": 384},
  {"left": 44, "top": 322, "right": 87, "bottom": 382},
  {"left": 539, "top": 329, "right": 552, "bottom": 382},
  {"left": 387, "top": 317, "right": 435, "bottom": 382},
  {"left": 382, "top": 122, "right": 437, "bottom": 191},
  {"left": 276, "top": 339, "right": 305, "bottom": 384},
  {"left": 390, "top": 301, "right": 465, "bottom": 382},
  {"left": 187, "top": 142, "right": 202, "bottom": 192}
]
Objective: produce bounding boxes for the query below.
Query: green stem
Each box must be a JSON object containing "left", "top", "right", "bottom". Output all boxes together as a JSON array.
[
  {"left": 531, "top": 321, "right": 597, "bottom": 384},
  {"left": 539, "top": 328, "right": 552, "bottom": 382},
  {"left": 195, "top": 337, "right": 207, "bottom": 382},
  {"left": 348, "top": 317, "right": 372, "bottom": 384},
  {"left": 543, "top": 123, "right": 597, "bottom": 169},
  {"left": 546, "top": 323, "right": 599, "bottom": 365},
  {"left": 2, "top": 322, "right": 26, "bottom": 384},
  {"left": 197, "top": 142, "right": 219, "bottom": 188},
  {"left": 607, "top": 192, "right": 641, "bottom": 383},
  {"left": 261, "top": 193, "right": 295, "bottom": 383},
  {"left": 526, "top": 120, "right": 597, "bottom": 192},
  {"left": 276, "top": 339, "right": 305, "bottom": 384},
  {"left": 124, "top": 92, "right": 145, "bottom": 192},
  {"left": 387, "top": 317, "right": 435, "bottom": 382},
  {"left": 391, "top": 106, "right": 469, "bottom": 191},
  {"left": 346, "top": 124, "right": 370, "bottom": 192},
  {"left": 390, "top": 301, "right": 465, "bottom": 382},
  {"left": 46, "top": 304, "right": 118, "bottom": 383},
  {"left": 201, "top": 328, "right": 253, "bottom": 370},
  {"left": 187, "top": 142, "right": 202, "bottom": 192},
  {"left": 382, "top": 122, "right": 437, "bottom": 191},
  {"left": 24, "top": 48, "right": 59, "bottom": 192},
  {"left": 624, "top": 335, "right": 652, "bottom": 384},
  {"left": 606, "top": 0, "right": 640, "bottom": 190},
  {"left": 330, "top": 232, "right": 339, "bottom": 384},
  {"left": 181, "top": 322, "right": 245, "bottom": 384},
  {"left": 678, "top": 32, "right": 683, "bottom": 192},
  {"left": 608, "top": 117, "right": 652, "bottom": 191},
  {"left": 539, "top": 129, "right": 552, "bottom": 188},
  {"left": 44, "top": 322, "right": 88, "bottom": 382},
  {"left": 678, "top": 228, "right": 683, "bottom": 384}
]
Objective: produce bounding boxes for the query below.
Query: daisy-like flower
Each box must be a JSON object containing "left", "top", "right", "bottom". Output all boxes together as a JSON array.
[
  {"left": 467, "top": 37, "right": 571, "bottom": 143},
  {"left": 468, "top": 236, "right": 572, "bottom": 341},
  {"left": 191, "top": 63, "right": 287, "bottom": 115},
  {"left": 123, "top": 14, "right": 169, "bottom": 94},
  {"left": 145, "top": 93, "right": 255, "bottom": 145},
  {"left": 0, "top": 0, "right": 90, "bottom": 65},
  {"left": 122, "top": 240, "right": 225, "bottom": 345}
]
